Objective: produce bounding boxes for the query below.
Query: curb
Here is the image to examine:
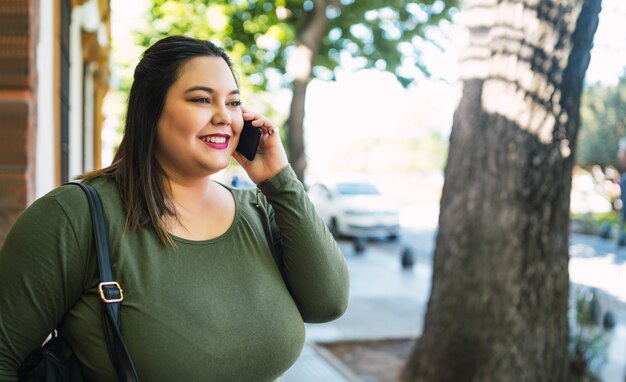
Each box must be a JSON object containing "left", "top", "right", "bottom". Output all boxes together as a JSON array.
[{"left": 310, "top": 343, "right": 362, "bottom": 382}]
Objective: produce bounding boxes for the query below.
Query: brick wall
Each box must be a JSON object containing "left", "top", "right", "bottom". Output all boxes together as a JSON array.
[{"left": 0, "top": 0, "right": 38, "bottom": 245}]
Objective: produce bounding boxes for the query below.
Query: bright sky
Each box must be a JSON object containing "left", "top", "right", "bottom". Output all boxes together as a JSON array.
[{"left": 586, "top": 0, "right": 626, "bottom": 85}]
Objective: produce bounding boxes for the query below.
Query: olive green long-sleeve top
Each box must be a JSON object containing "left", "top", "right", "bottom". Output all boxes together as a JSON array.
[{"left": 0, "top": 166, "right": 349, "bottom": 382}]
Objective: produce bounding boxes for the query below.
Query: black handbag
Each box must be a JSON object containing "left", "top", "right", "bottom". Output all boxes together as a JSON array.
[
  {"left": 18, "top": 182, "right": 140, "bottom": 382},
  {"left": 18, "top": 334, "right": 84, "bottom": 382}
]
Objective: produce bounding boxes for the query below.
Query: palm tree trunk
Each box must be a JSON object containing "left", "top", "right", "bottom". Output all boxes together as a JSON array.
[{"left": 401, "top": 0, "right": 601, "bottom": 380}]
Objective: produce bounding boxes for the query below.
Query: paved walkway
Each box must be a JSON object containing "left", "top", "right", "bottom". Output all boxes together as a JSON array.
[
  {"left": 281, "top": 345, "right": 352, "bottom": 382},
  {"left": 282, "top": 230, "right": 435, "bottom": 382},
  {"left": 569, "top": 234, "right": 626, "bottom": 382},
  {"left": 282, "top": 231, "right": 626, "bottom": 381}
]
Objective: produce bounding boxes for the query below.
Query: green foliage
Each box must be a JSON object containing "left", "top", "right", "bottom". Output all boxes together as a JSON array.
[
  {"left": 577, "top": 70, "right": 626, "bottom": 169},
  {"left": 570, "top": 210, "right": 619, "bottom": 236},
  {"left": 136, "top": 0, "right": 458, "bottom": 92},
  {"left": 320, "top": 0, "right": 456, "bottom": 84},
  {"left": 401, "top": 133, "right": 449, "bottom": 172},
  {"left": 330, "top": 133, "right": 448, "bottom": 174}
]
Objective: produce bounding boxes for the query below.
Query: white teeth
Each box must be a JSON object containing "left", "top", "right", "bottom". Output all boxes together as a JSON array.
[{"left": 201, "top": 136, "right": 226, "bottom": 144}]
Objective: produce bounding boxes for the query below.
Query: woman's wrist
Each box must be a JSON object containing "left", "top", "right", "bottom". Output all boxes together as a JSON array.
[{"left": 257, "top": 165, "right": 293, "bottom": 192}]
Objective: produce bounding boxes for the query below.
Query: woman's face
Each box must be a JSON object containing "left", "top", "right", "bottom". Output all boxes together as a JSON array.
[{"left": 155, "top": 56, "right": 243, "bottom": 180}]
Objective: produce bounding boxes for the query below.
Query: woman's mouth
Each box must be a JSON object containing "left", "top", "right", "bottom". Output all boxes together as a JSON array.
[{"left": 199, "top": 134, "right": 230, "bottom": 150}]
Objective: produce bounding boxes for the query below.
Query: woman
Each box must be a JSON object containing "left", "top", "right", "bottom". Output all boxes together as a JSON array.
[{"left": 0, "top": 36, "right": 349, "bottom": 381}]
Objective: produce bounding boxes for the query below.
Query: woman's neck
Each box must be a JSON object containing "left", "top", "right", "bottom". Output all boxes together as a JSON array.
[
  {"left": 161, "top": 174, "right": 236, "bottom": 241},
  {"left": 165, "top": 175, "right": 216, "bottom": 211}
]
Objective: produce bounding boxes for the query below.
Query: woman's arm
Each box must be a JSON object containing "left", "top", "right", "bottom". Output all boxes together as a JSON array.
[
  {"left": 259, "top": 166, "right": 349, "bottom": 323},
  {"left": 0, "top": 188, "right": 89, "bottom": 381},
  {"left": 233, "top": 109, "right": 348, "bottom": 323}
]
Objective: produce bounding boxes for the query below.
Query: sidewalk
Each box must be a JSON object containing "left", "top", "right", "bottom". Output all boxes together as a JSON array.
[
  {"left": 569, "top": 233, "right": 626, "bottom": 381},
  {"left": 282, "top": 232, "right": 434, "bottom": 381},
  {"left": 282, "top": 230, "right": 626, "bottom": 381}
]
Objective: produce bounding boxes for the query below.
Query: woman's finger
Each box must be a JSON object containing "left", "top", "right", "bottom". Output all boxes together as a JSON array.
[{"left": 240, "top": 110, "right": 279, "bottom": 138}]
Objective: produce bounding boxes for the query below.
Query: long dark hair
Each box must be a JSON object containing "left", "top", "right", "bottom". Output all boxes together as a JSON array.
[{"left": 80, "top": 36, "right": 235, "bottom": 247}]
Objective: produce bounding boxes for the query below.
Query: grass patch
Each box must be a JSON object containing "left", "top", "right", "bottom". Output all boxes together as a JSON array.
[{"left": 570, "top": 211, "right": 619, "bottom": 235}]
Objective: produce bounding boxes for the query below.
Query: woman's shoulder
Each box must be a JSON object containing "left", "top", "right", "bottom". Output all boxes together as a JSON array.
[
  {"left": 33, "top": 183, "right": 88, "bottom": 213},
  {"left": 42, "top": 177, "right": 118, "bottom": 210},
  {"left": 221, "top": 183, "right": 273, "bottom": 213},
  {"left": 230, "top": 185, "right": 256, "bottom": 199},
  {"left": 4, "top": 181, "right": 106, "bottom": 253},
  {"left": 18, "top": 177, "right": 122, "bottom": 236}
]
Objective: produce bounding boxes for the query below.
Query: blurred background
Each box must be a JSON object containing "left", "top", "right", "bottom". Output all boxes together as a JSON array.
[
  {"left": 0, "top": 0, "right": 625, "bottom": 380},
  {"left": 102, "top": 0, "right": 626, "bottom": 223}
]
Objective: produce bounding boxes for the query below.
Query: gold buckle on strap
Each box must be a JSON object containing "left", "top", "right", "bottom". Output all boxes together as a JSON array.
[{"left": 98, "top": 281, "right": 124, "bottom": 303}]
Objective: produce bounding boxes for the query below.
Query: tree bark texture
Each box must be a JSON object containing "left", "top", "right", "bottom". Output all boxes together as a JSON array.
[
  {"left": 287, "top": 78, "right": 308, "bottom": 180},
  {"left": 285, "top": 0, "right": 328, "bottom": 180},
  {"left": 401, "top": 0, "right": 600, "bottom": 381}
]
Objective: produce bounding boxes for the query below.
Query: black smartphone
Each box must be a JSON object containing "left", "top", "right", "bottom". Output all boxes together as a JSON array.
[{"left": 236, "top": 119, "right": 262, "bottom": 161}]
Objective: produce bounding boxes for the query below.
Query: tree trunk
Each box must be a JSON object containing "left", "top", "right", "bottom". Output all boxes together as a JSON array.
[
  {"left": 287, "top": 78, "right": 309, "bottom": 181},
  {"left": 285, "top": 0, "right": 328, "bottom": 180},
  {"left": 401, "top": 0, "right": 601, "bottom": 381}
]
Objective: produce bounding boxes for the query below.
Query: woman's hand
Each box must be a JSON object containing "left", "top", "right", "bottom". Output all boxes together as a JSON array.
[{"left": 233, "top": 107, "right": 289, "bottom": 184}]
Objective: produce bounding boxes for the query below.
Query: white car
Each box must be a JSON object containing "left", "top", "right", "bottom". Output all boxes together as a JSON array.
[{"left": 307, "top": 180, "right": 400, "bottom": 240}]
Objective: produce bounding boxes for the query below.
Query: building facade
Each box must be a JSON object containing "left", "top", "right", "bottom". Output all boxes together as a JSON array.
[{"left": 0, "top": 0, "right": 110, "bottom": 244}]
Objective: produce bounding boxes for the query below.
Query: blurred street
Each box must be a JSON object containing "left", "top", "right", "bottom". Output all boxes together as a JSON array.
[{"left": 283, "top": 204, "right": 626, "bottom": 381}]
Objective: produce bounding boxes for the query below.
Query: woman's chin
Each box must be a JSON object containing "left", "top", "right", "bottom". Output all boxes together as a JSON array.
[{"left": 201, "top": 158, "right": 231, "bottom": 174}]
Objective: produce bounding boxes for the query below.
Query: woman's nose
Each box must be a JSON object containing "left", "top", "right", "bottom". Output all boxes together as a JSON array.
[{"left": 211, "top": 104, "right": 230, "bottom": 126}]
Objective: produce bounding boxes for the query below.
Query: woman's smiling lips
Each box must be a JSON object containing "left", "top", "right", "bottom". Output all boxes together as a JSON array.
[{"left": 199, "top": 133, "right": 230, "bottom": 150}]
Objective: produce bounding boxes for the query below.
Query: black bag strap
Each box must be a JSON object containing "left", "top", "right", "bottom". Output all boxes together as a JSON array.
[{"left": 70, "top": 182, "right": 140, "bottom": 382}]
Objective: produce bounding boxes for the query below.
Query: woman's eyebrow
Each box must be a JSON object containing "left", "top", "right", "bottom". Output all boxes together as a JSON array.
[{"left": 184, "top": 86, "right": 239, "bottom": 95}]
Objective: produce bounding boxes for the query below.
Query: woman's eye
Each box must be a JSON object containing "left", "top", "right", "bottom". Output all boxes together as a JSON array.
[
  {"left": 193, "top": 97, "right": 210, "bottom": 104},
  {"left": 229, "top": 100, "right": 242, "bottom": 107}
]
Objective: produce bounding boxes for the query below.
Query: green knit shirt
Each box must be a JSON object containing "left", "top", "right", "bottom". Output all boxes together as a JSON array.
[{"left": 0, "top": 166, "right": 349, "bottom": 381}]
